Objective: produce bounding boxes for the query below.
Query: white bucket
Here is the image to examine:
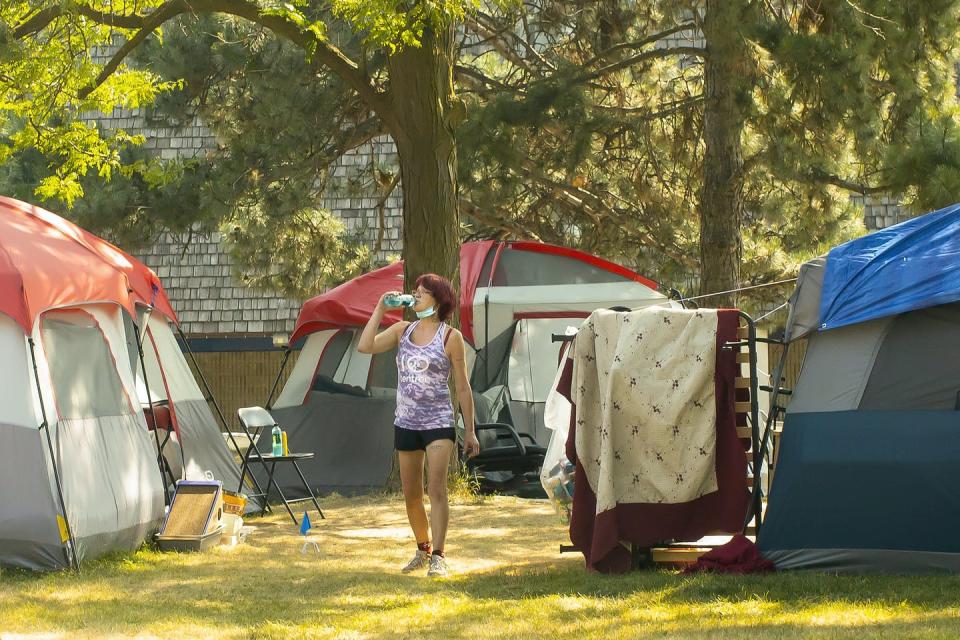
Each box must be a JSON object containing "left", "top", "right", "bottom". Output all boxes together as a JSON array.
[{"left": 221, "top": 513, "right": 243, "bottom": 539}]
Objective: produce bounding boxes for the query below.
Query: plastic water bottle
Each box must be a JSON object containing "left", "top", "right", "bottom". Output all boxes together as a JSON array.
[
  {"left": 384, "top": 293, "right": 415, "bottom": 308},
  {"left": 271, "top": 425, "right": 283, "bottom": 456}
]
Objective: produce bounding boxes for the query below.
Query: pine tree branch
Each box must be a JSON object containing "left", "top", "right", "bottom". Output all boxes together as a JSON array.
[
  {"left": 454, "top": 64, "right": 522, "bottom": 94},
  {"left": 592, "top": 96, "right": 704, "bottom": 120},
  {"left": 460, "top": 197, "right": 541, "bottom": 240},
  {"left": 22, "top": 0, "right": 383, "bottom": 112},
  {"left": 468, "top": 11, "right": 556, "bottom": 73},
  {"left": 807, "top": 167, "right": 890, "bottom": 194},
  {"left": 581, "top": 22, "right": 698, "bottom": 69},
  {"left": 575, "top": 46, "right": 707, "bottom": 84},
  {"left": 508, "top": 160, "right": 691, "bottom": 266},
  {"left": 462, "top": 14, "right": 535, "bottom": 75}
]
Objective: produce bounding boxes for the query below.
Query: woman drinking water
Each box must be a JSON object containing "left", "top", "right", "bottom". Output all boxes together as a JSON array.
[{"left": 358, "top": 274, "right": 480, "bottom": 577}]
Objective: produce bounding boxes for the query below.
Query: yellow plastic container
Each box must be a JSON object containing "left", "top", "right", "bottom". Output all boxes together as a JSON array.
[
  {"left": 222, "top": 490, "right": 247, "bottom": 516},
  {"left": 281, "top": 431, "right": 289, "bottom": 455}
]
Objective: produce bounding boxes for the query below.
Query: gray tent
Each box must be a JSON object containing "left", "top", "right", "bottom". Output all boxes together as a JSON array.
[
  {"left": 0, "top": 305, "right": 166, "bottom": 570},
  {"left": 759, "top": 205, "right": 960, "bottom": 572}
]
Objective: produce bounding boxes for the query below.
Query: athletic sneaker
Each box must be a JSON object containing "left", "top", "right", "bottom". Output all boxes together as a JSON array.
[
  {"left": 427, "top": 553, "right": 448, "bottom": 577},
  {"left": 401, "top": 549, "right": 431, "bottom": 573}
]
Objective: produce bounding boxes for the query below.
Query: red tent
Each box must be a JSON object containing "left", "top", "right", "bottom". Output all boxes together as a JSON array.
[
  {"left": 290, "top": 240, "right": 494, "bottom": 344},
  {"left": 289, "top": 240, "right": 657, "bottom": 345},
  {"left": 0, "top": 196, "right": 177, "bottom": 330}
]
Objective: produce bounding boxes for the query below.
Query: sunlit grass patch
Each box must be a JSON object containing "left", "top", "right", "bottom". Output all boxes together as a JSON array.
[{"left": 2, "top": 494, "right": 960, "bottom": 639}]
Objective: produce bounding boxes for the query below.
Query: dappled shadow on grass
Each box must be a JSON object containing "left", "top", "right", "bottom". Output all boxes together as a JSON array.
[{"left": 2, "top": 495, "right": 960, "bottom": 639}]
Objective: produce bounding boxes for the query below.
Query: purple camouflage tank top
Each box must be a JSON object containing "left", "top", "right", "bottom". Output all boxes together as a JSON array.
[{"left": 395, "top": 320, "right": 455, "bottom": 430}]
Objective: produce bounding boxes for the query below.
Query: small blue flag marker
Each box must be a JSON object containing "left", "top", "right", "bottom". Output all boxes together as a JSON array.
[
  {"left": 300, "top": 511, "right": 311, "bottom": 536},
  {"left": 299, "top": 511, "right": 319, "bottom": 555}
]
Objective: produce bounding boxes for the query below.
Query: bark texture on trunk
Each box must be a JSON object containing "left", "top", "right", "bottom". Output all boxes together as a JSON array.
[
  {"left": 385, "top": 23, "right": 462, "bottom": 310},
  {"left": 700, "top": 1, "right": 752, "bottom": 308},
  {"left": 383, "top": 24, "right": 466, "bottom": 484}
]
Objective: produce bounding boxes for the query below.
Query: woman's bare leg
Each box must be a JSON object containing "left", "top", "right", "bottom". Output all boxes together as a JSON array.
[
  {"left": 398, "top": 450, "right": 429, "bottom": 544},
  {"left": 425, "top": 440, "right": 454, "bottom": 551}
]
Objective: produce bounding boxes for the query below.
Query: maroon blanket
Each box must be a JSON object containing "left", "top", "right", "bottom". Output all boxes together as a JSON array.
[
  {"left": 562, "top": 308, "right": 749, "bottom": 573},
  {"left": 682, "top": 534, "right": 775, "bottom": 574}
]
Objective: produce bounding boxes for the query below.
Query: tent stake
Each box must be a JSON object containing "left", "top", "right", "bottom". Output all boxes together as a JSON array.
[{"left": 28, "top": 338, "right": 80, "bottom": 571}]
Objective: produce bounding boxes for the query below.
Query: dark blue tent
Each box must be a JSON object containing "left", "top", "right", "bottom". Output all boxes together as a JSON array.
[{"left": 760, "top": 203, "right": 960, "bottom": 572}]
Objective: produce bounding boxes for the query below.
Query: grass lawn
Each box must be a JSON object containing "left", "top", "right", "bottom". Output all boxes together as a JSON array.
[{"left": 2, "top": 494, "right": 959, "bottom": 639}]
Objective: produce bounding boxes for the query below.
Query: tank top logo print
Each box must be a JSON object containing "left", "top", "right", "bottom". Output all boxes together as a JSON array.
[
  {"left": 395, "top": 321, "right": 455, "bottom": 430},
  {"left": 399, "top": 353, "right": 431, "bottom": 382}
]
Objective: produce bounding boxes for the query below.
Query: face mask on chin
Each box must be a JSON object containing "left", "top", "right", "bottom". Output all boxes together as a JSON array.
[{"left": 415, "top": 306, "right": 437, "bottom": 319}]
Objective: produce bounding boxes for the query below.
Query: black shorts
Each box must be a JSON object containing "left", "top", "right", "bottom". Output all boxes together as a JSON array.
[{"left": 395, "top": 425, "right": 456, "bottom": 452}]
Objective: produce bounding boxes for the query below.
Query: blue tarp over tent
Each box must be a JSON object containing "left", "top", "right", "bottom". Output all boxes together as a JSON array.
[
  {"left": 762, "top": 206, "right": 960, "bottom": 571},
  {"left": 819, "top": 203, "right": 960, "bottom": 331}
]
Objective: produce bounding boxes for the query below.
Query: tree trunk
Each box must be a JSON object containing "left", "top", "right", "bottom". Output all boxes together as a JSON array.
[
  {"left": 385, "top": 23, "right": 463, "bottom": 307},
  {"left": 699, "top": 1, "right": 752, "bottom": 307},
  {"left": 382, "top": 24, "right": 465, "bottom": 487}
]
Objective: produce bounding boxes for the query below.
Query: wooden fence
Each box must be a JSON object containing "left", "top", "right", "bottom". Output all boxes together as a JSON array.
[{"left": 187, "top": 350, "right": 300, "bottom": 429}]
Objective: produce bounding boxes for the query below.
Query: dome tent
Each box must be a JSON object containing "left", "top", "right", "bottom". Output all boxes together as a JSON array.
[
  {"left": 0, "top": 196, "right": 242, "bottom": 570},
  {"left": 760, "top": 203, "right": 960, "bottom": 572}
]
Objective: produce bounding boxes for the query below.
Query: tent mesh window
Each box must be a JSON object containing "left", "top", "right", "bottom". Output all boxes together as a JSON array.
[
  {"left": 479, "top": 247, "right": 636, "bottom": 287},
  {"left": 41, "top": 312, "right": 131, "bottom": 419},
  {"left": 312, "top": 330, "right": 353, "bottom": 388}
]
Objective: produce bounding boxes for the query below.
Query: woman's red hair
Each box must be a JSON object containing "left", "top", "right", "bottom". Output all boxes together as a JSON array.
[{"left": 415, "top": 273, "right": 456, "bottom": 322}]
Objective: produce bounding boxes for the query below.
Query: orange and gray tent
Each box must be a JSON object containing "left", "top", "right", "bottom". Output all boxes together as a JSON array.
[
  {"left": 267, "top": 240, "right": 669, "bottom": 495},
  {"left": 0, "top": 196, "right": 241, "bottom": 570},
  {"left": 759, "top": 203, "right": 960, "bottom": 571}
]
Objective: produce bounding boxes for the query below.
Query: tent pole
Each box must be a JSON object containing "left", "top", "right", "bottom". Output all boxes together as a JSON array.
[
  {"left": 747, "top": 336, "right": 793, "bottom": 533},
  {"left": 28, "top": 338, "right": 80, "bottom": 571},
  {"left": 265, "top": 348, "right": 292, "bottom": 409},
  {"left": 481, "top": 240, "right": 505, "bottom": 390},
  {"left": 143, "top": 325, "right": 189, "bottom": 479},
  {"left": 175, "top": 326, "right": 267, "bottom": 508},
  {"left": 134, "top": 322, "right": 172, "bottom": 507},
  {"left": 483, "top": 291, "right": 490, "bottom": 387},
  {"left": 175, "top": 325, "right": 244, "bottom": 462}
]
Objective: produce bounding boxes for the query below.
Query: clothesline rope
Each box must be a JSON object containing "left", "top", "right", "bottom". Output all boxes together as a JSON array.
[
  {"left": 672, "top": 277, "right": 798, "bottom": 303},
  {"left": 753, "top": 301, "right": 789, "bottom": 324}
]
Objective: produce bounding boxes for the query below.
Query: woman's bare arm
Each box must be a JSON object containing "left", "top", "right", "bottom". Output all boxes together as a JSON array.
[{"left": 358, "top": 292, "right": 408, "bottom": 354}]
